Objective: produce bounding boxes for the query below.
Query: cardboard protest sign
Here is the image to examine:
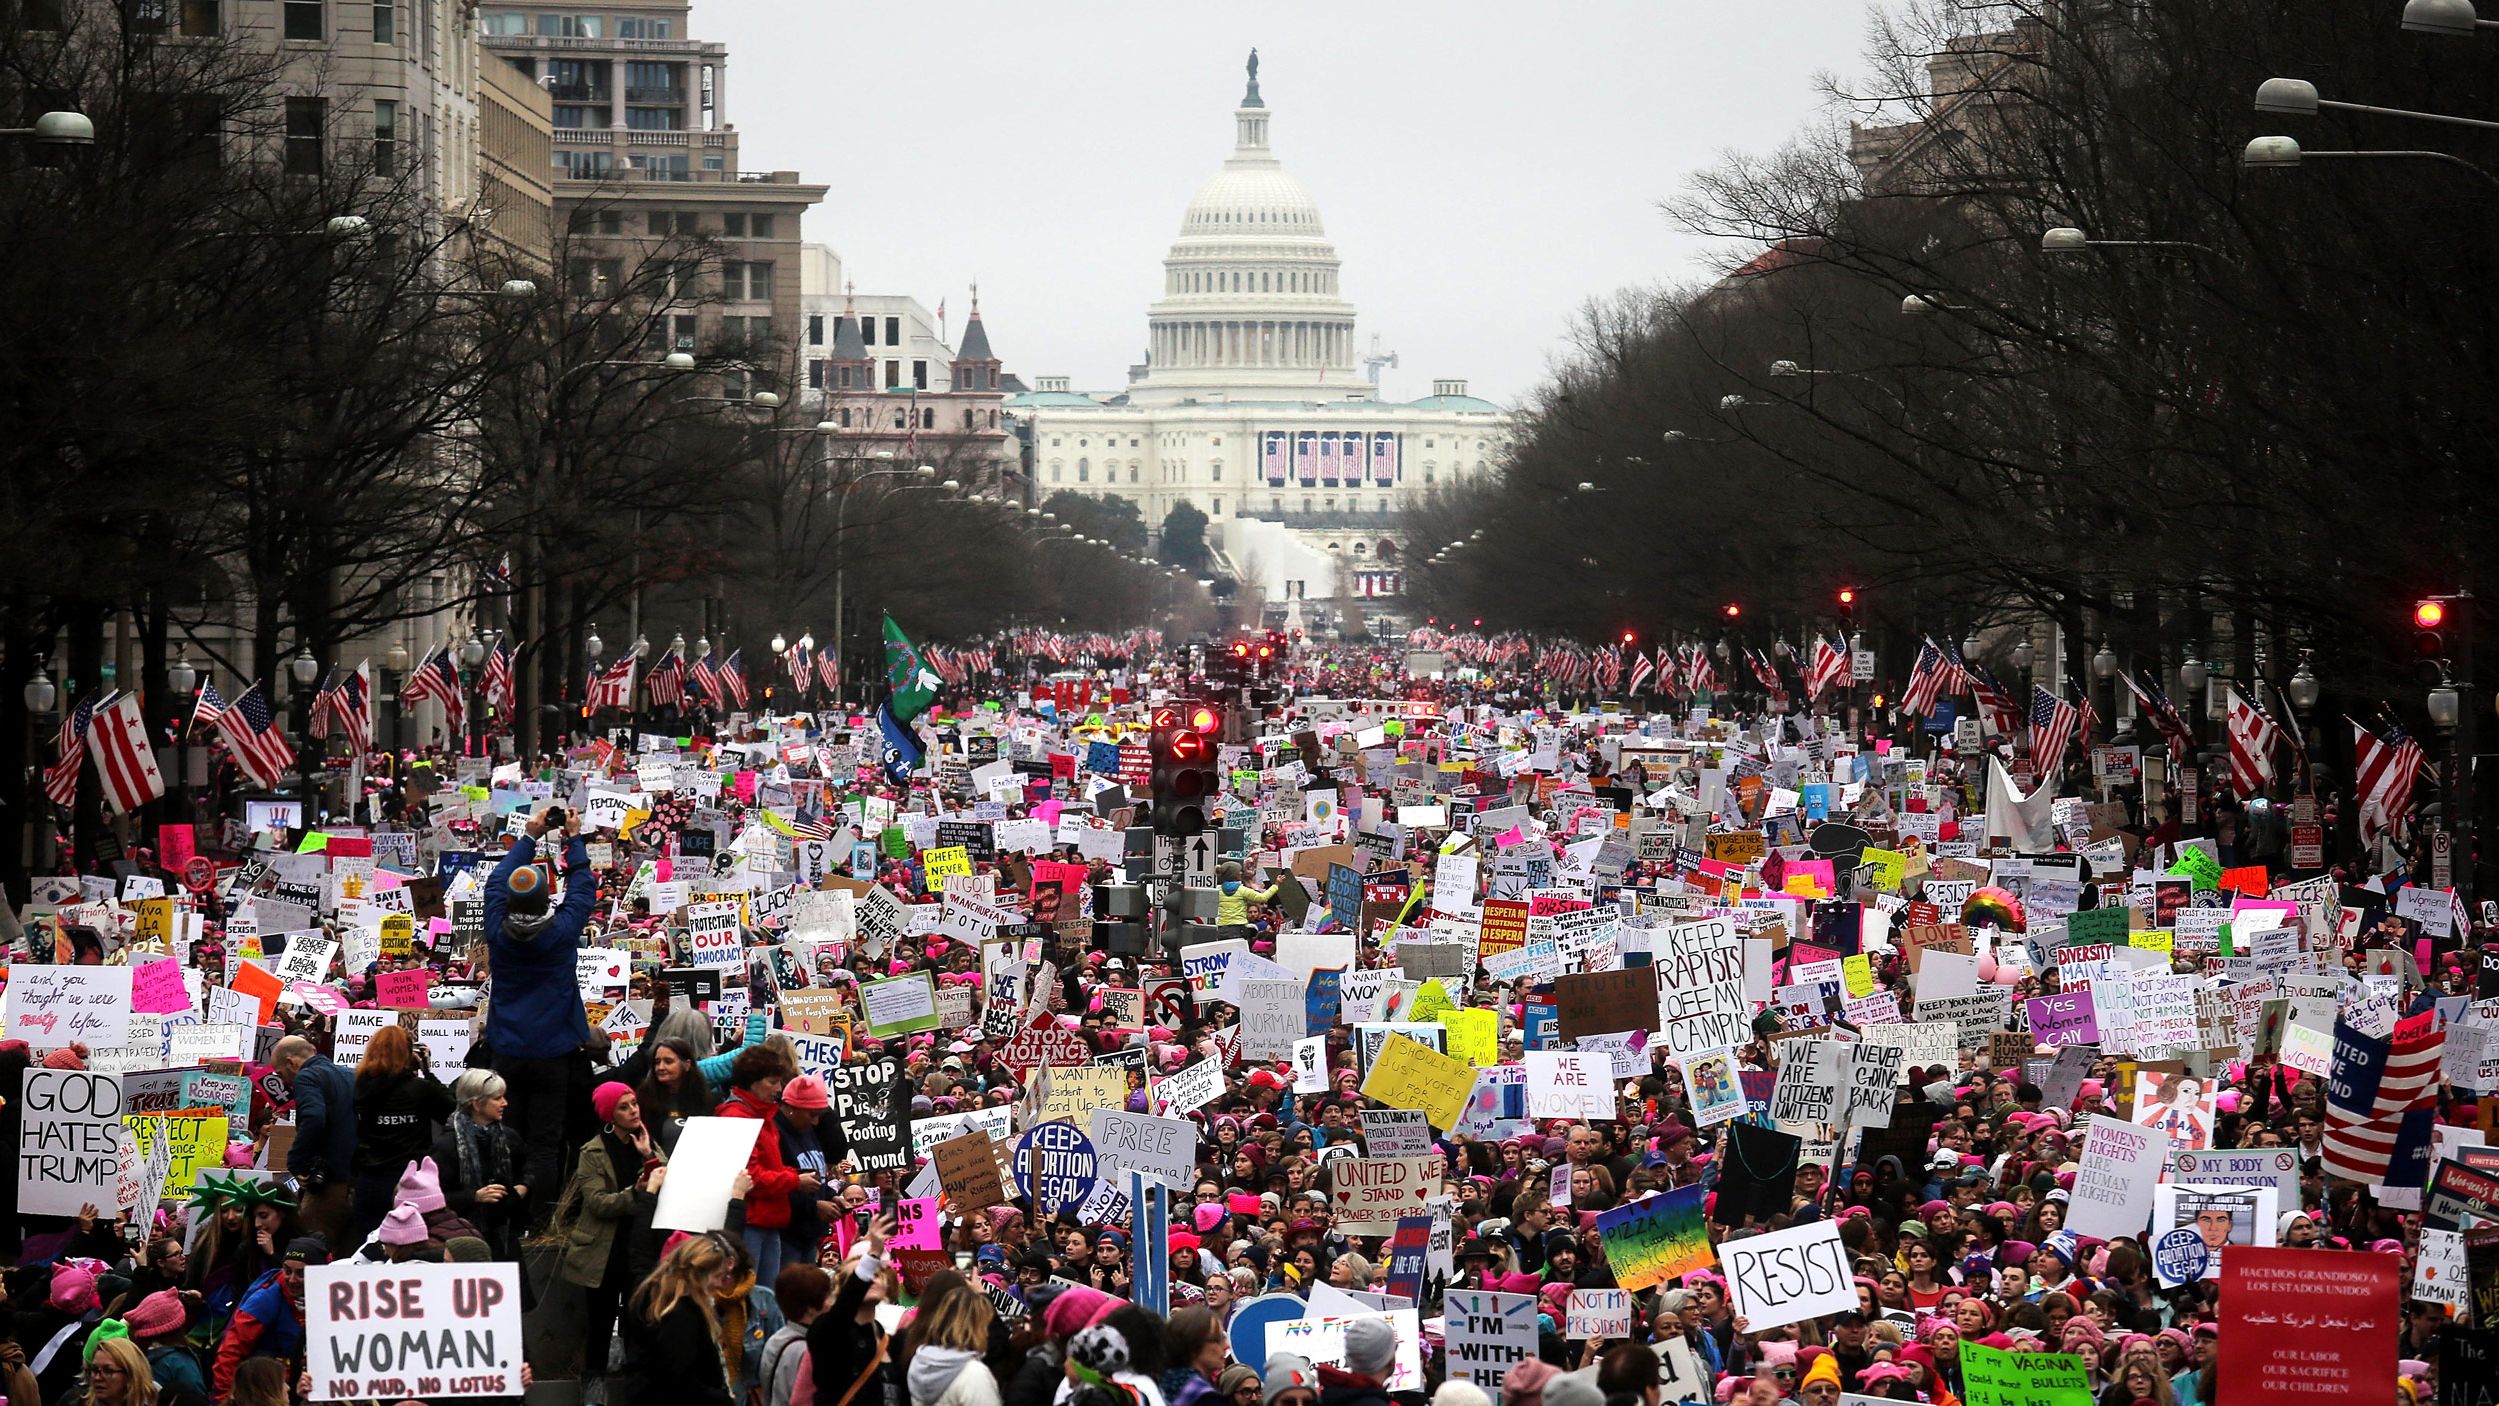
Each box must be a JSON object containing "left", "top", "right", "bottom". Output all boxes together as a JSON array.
[
  {"left": 1592, "top": 1185, "right": 1714, "bottom": 1290},
  {"left": 1329, "top": 1154, "right": 1439, "bottom": 1229},
  {"left": 1654, "top": 918, "right": 1748, "bottom": 1055},
  {"left": 1554, "top": 968, "right": 1658, "bottom": 1042},
  {"left": 1087, "top": 1109, "right": 1198, "bottom": 1189},
  {"left": 933, "top": 1128, "right": 1010, "bottom": 1210},
  {"left": 305, "top": 1260, "right": 523, "bottom": 1401},
  {"left": 1524, "top": 1050, "right": 1612, "bottom": 1122},
  {"left": 18, "top": 1068, "right": 124, "bottom": 1216},
  {"left": 860, "top": 971, "right": 941, "bottom": 1036},
  {"left": 1566, "top": 1288, "right": 1633, "bottom": 1340},
  {"left": 1359, "top": 1032, "right": 1478, "bottom": 1131},
  {"left": 2068, "top": 1115, "right": 2168, "bottom": 1241},
  {"left": 1717, "top": 1219, "right": 1853, "bottom": 1332},
  {"left": 652, "top": 1116, "right": 763, "bottom": 1232},
  {"left": 1442, "top": 1290, "right": 1539, "bottom": 1388},
  {"left": 5, "top": 966, "right": 133, "bottom": 1048}
]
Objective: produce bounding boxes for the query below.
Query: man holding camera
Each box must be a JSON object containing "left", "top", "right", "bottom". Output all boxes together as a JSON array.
[{"left": 484, "top": 804, "right": 598, "bottom": 1218}]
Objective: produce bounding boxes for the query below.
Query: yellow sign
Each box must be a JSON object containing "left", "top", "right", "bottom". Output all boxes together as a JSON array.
[
  {"left": 124, "top": 1110, "right": 230, "bottom": 1199},
  {"left": 1858, "top": 848, "right": 1909, "bottom": 895},
  {"left": 1842, "top": 953, "right": 1876, "bottom": 1000},
  {"left": 923, "top": 846, "right": 973, "bottom": 888},
  {"left": 134, "top": 898, "right": 175, "bottom": 949},
  {"left": 378, "top": 913, "right": 415, "bottom": 960},
  {"left": 780, "top": 988, "right": 851, "bottom": 1036},
  {"left": 1360, "top": 1032, "right": 1477, "bottom": 1131},
  {"left": 2129, "top": 929, "right": 2174, "bottom": 956},
  {"left": 1436, "top": 1007, "right": 1501, "bottom": 1067},
  {"left": 1032, "top": 1066, "right": 1131, "bottom": 1126},
  {"left": 1406, "top": 979, "right": 1457, "bottom": 1025},
  {"left": 1705, "top": 831, "right": 1766, "bottom": 867}
]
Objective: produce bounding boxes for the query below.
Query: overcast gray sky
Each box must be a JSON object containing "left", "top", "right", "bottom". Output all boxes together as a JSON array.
[{"left": 707, "top": 1, "right": 1877, "bottom": 406}]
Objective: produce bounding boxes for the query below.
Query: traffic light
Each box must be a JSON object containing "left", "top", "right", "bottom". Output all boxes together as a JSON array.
[
  {"left": 1723, "top": 603, "right": 1742, "bottom": 620},
  {"left": 1149, "top": 701, "right": 1220, "bottom": 836},
  {"left": 2414, "top": 597, "right": 2453, "bottom": 684},
  {"left": 1837, "top": 587, "right": 1858, "bottom": 629}
]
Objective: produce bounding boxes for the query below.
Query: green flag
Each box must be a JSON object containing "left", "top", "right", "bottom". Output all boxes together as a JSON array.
[{"left": 883, "top": 612, "right": 941, "bottom": 723}]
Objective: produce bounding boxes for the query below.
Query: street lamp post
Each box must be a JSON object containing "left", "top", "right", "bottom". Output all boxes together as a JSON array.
[
  {"left": 288, "top": 647, "right": 320, "bottom": 805},
  {"left": 23, "top": 661, "right": 57, "bottom": 873},
  {"left": 830, "top": 461, "right": 942, "bottom": 704}
]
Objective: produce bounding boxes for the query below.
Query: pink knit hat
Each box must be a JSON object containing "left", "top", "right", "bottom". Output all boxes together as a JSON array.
[
  {"left": 394, "top": 1156, "right": 448, "bottom": 1213},
  {"left": 380, "top": 1203, "right": 431, "bottom": 1247},
  {"left": 121, "top": 1290, "right": 189, "bottom": 1338}
]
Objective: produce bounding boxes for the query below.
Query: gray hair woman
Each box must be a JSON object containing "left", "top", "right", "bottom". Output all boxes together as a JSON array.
[{"left": 430, "top": 1068, "right": 527, "bottom": 1259}]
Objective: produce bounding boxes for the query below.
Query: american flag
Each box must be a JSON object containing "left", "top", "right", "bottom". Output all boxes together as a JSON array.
[
  {"left": 2028, "top": 684, "right": 2080, "bottom": 777},
  {"left": 308, "top": 662, "right": 372, "bottom": 754},
  {"left": 2120, "top": 668, "right": 2195, "bottom": 761},
  {"left": 2321, "top": 1009, "right": 2446, "bottom": 1185},
  {"left": 482, "top": 638, "right": 516, "bottom": 715},
  {"left": 41, "top": 693, "right": 99, "bottom": 807},
  {"left": 2354, "top": 715, "right": 2427, "bottom": 848},
  {"left": 1627, "top": 650, "right": 1655, "bottom": 696},
  {"left": 2071, "top": 677, "right": 2100, "bottom": 750},
  {"left": 1966, "top": 663, "right": 2021, "bottom": 736},
  {"left": 1653, "top": 647, "right": 1683, "bottom": 700},
  {"left": 215, "top": 682, "right": 300, "bottom": 788},
  {"left": 587, "top": 658, "right": 636, "bottom": 711},
  {"left": 2268, "top": 678, "right": 2310, "bottom": 780},
  {"left": 645, "top": 647, "right": 685, "bottom": 707},
  {"left": 785, "top": 639, "right": 812, "bottom": 688},
  {"left": 1747, "top": 648, "right": 1787, "bottom": 703},
  {"left": 189, "top": 679, "right": 227, "bottom": 731},
  {"left": 1684, "top": 644, "right": 1719, "bottom": 695},
  {"left": 398, "top": 645, "right": 466, "bottom": 731},
  {"left": 688, "top": 651, "right": 722, "bottom": 708},
  {"left": 2224, "top": 685, "right": 2279, "bottom": 799},
  {"left": 1900, "top": 638, "right": 1966, "bottom": 718},
  {"left": 1806, "top": 635, "right": 1850, "bottom": 701},
  {"left": 817, "top": 652, "right": 840, "bottom": 695},
  {"left": 720, "top": 649, "right": 750, "bottom": 708},
  {"left": 85, "top": 689, "right": 166, "bottom": 816}
]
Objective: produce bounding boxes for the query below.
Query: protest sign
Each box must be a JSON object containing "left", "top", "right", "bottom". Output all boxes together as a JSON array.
[
  {"left": 860, "top": 972, "right": 941, "bottom": 1036},
  {"left": 2219, "top": 1248, "right": 2398, "bottom": 1403},
  {"left": 1958, "top": 1342, "right": 2091, "bottom": 1406},
  {"left": 18, "top": 1068, "right": 124, "bottom": 1215},
  {"left": 1329, "top": 1154, "right": 1439, "bottom": 1229},
  {"left": 933, "top": 1129, "right": 1010, "bottom": 1210},
  {"left": 652, "top": 1116, "right": 764, "bottom": 1232},
  {"left": 1566, "top": 1288, "right": 1633, "bottom": 1340},
  {"left": 2068, "top": 1115, "right": 2168, "bottom": 1241},
  {"left": 1524, "top": 1050, "right": 1612, "bottom": 1122},
  {"left": 1654, "top": 918, "right": 1749, "bottom": 1055},
  {"left": 1012, "top": 1122, "right": 1098, "bottom": 1213},
  {"left": 2024, "top": 990, "right": 2100, "bottom": 1046},
  {"left": 1442, "top": 1290, "right": 1539, "bottom": 1388},
  {"left": 1593, "top": 1185, "right": 1714, "bottom": 1290},
  {"left": 304, "top": 1260, "right": 523, "bottom": 1400},
  {"left": 1717, "top": 1219, "right": 1853, "bottom": 1332},
  {"left": 1555, "top": 968, "right": 1658, "bottom": 1041},
  {"left": 1360, "top": 1032, "right": 1478, "bottom": 1130},
  {"left": 1361, "top": 1108, "right": 1434, "bottom": 1157},
  {"left": 684, "top": 901, "right": 743, "bottom": 968},
  {"left": 2172, "top": 1148, "right": 2302, "bottom": 1206},
  {"left": 1087, "top": 1109, "right": 1198, "bottom": 1189},
  {"left": 1842, "top": 1044, "right": 1903, "bottom": 1129},
  {"left": 121, "top": 1110, "right": 228, "bottom": 1198},
  {"left": 1238, "top": 978, "right": 1306, "bottom": 1061},
  {"left": 5, "top": 966, "right": 133, "bottom": 1048}
]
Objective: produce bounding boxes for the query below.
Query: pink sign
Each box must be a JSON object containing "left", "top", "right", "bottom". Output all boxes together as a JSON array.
[
  {"left": 159, "top": 824, "right": 196, "bottom": 872},
  {"left": 131, "top": 957, "right": 191, "bottom": 1015},
  {"left": 892, "top": 1195, "right": 944, "bottom": 1250},
  {"left": 377, "top": 970, "right": 432, "bottom": 1009}
]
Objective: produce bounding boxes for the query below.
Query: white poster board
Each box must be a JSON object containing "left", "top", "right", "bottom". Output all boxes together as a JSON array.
[{"left": 305, "top": 1260, "right": 525, "bottom": 1400}]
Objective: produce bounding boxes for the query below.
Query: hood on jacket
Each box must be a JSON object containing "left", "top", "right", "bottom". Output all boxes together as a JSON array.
[
  {"left": 907, "top": 1345, "right": 984, "bottom": 1406},
  {"left": 502, "top": 910, "right": 556, "bottom": 942}
]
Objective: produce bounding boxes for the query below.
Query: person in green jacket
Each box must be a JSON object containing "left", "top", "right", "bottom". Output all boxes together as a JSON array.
[{"left": 1215, "top": 861, "right": 1278, "bottom": 937}]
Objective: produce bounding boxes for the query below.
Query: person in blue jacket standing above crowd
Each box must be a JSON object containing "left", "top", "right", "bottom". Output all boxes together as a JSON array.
[{"left": 484, "top": 803, "right": 599, "bottom": 1223}]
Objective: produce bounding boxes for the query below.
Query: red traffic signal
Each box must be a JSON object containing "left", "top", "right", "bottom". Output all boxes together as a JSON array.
[
  {"left": 1186, "top": 703, "right": 1219, "bottom": 732},
  {"left": 1233, "top": 641, "right": 1251, "bottom": 658},
  {"left": 2415, "top": 599, "right": 2446, "bottom": 630},
  {"left": 1837, "top": 588, "right": 1856, "bottom": 606},
  {"left": 1723, "top": 603, "right": 1742, "bottom": 619}
]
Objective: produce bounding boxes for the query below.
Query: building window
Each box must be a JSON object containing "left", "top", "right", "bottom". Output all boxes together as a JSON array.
[
  {"left": 537, "top": 12, "right": 600, "bottom": 36},
  {"left": 808, "top": 361, "right": 826, "bottom": 389},
  {"left": 884, "top": 316, "right": 900, "bottom": 344},
  {"left": 1050, "top": 462, "right": 1062, "bottom": 483},
  {"left": 1423, "top": 465, "right": 1435, "bottom": 484},
  {"left": 962, "top": 409, "right": 974, "bottom": 429},
  {"left": 625, "top": 107, "right": 677, "bottom": 130},
  {"left": 1211, "top": 499, "right": 1222, "bottom": 515},
  {"left": 807, "top": 314, "right": 824, "bottom": 346},
  {"left": 480, "top": 10, "right": 526, "bottom": 33},
  {"left": 371, "top": 99, "right": 395, "bottom": 173},
  {"left": 723, "top": 261, "right": 772, "bottom": 301},
  {"left": 557, "top": 149, "right": 614, "bottom": 178},
  {"left": 371, "top": 0, "right": 392, "bottom": 42},
  {"left": 566, "top": 256, "right": 623, "bottom": 297},
  {"left": 283, "top": 0, "right": 322, "bottom": 39},
  {"left": 1210, "top": 461, "right": 1222, "bottom": 481},
  {"left": 722, "top": 212, "right": 745, "bottom": 237},
  {"left": 624, "top": 61, "right": 677, "bottom": 97},
  {"left": 283, "top": 96, "right": 325, "bottom": 173},
  {"left": 1078, "top": 459, "right": 1089, "bottom": 483},
  {"left": 615, "top": 15, "right": 670, "bottom": 37},
  {"left": 912, "top": 360, "right": 927, "bottom": 390},
  {"left": 883, "top": 359, "right": 900, "bottom": 388},
  {"left": 552, "top": 106, "right": 597, "bottom": 129},
  {"left": 566, "top": 207, "right": 622, "bottom": 235},
  {"left": 672, "top": 314, "right": 697, "bottom": 350}
]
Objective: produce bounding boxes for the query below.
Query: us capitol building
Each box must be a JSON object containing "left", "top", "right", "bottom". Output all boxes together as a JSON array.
[{"left": 1006, "top": 54, "right": 1509, "bottom": 629}]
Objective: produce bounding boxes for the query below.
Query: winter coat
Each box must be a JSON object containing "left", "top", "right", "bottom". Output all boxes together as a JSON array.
[
  {"left": 288, "top": 1054, "right": 358, "bottom": 1182},
  {"left": 352, "top": 1067, "right": 456, "bottom": 1174},
  {"left": 720, "top": 1086, "right": 799, "bottom": 1229},
  {"left": 633, "top": 1299, "right": 735, "bottom": 1406},
  {"left": 483, "top": 834, "right": 598, "bottom": 1058},
  {"left": 804, "top": 1256, "right": 885, "bottom": 1406},
  {"left": 431, "top": 1115, "right": 526, "bottom": 1257},
  {"left": 762, "top": 1322, "right": 811, "bottom": 1406},
  {"left": 557, "top": 1129, "right": 666, "bottom": 1288},
  {"left": 908, "top": 1348, "right": 1000, "bottom": 1406},
  {"left": 212, "top": 1269, "right": 304, "bottom": 1399}
]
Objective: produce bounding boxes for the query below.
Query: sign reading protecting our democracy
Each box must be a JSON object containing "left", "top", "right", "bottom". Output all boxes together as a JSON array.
[{"left": 305, "top": 1260, "right": 524, "bottom": 1401}]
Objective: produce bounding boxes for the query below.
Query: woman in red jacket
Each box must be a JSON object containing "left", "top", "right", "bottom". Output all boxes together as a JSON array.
[{"left": 719, "top": 1045, "right": 817, "bottom": 1286}]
